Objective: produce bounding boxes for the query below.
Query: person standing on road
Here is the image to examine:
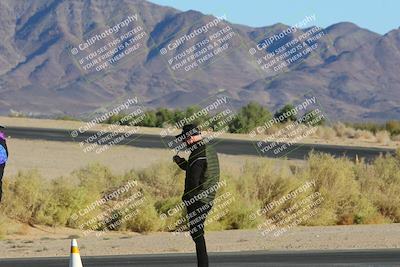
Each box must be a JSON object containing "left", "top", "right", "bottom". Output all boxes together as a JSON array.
[
  {"left": 173, "top": 124, "right": 220, "bottom": 267},
  {"left": 0, "top": 125, "right": 9, "bottom": 203}
]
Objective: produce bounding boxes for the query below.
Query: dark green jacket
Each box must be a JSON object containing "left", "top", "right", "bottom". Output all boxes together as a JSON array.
[{"left": 176, "top": 141, "right": 220, "bottom": 204}]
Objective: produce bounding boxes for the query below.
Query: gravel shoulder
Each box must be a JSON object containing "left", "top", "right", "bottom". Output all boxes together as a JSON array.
[
  {"left": 0, "top": 224, "right": 399, "bottom": 258},
  {"left": 4, "top": 139, "right": 260, "bottom": 179}
]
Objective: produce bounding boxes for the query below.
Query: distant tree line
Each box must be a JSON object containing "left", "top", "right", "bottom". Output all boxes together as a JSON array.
[
  {"left": 104, "top": 102, "right": 325, "bottom": 134},
  {"left": 53, "top": 101, "right": 400, "bottom": 136}
]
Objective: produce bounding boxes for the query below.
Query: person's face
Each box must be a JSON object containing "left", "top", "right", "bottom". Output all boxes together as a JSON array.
[{"left": 185, "top": 135, "right": 195, "bottom": 145}]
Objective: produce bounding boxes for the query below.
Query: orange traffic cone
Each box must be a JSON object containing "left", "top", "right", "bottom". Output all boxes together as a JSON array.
[{"left": 69, "top": 239, "right": 83, "bottom": 267}]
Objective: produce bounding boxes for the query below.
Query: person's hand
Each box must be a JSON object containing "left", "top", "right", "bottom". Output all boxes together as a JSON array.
[{"left": 173, "top": 155, "right": 183, "bottom": 163}]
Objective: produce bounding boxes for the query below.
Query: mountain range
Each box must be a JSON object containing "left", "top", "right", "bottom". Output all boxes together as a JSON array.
[{"left": 0, "top": 0, "right": 399, "bottom": 121}]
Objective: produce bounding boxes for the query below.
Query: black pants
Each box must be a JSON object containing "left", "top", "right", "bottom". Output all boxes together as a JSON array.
[
  {"left": 0, "top": 164, "right": 4, "bottom": 202},
  {"left": 186, "top": 201, "right": 213, "bottom": 267}
]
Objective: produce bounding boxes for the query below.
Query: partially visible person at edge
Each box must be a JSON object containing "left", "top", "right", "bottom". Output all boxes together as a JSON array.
[
  {"left": 0, "top": 125, "right": 8, "bottom": 203},
  {"left": 173, "top": 124, "right": 220, "bottom": 267}
]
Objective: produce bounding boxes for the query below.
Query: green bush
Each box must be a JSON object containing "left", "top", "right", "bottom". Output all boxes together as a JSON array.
[
  {"left": 274, "top": 104, "right": 297, "bottom": 122},
  {"left": 124, "top": 196, "right": 161, "bottom": 232},
  {"left": 304, "top": 153, "right": 382, "bottom": 225},
  {"left": 356, "top": 151, "right": 400, "bottom": 222},
  {"left": 2, "top": 170, "right": 48, "bottom": 224},
  {"left": 136, "top": 163, "right": 184, "bottom": 199},
  {"left": 155, "top": 196, "right": 185, "bottom": 231},
  {"left": 228, "top": 102, "right": 272, "bottom": 133}
]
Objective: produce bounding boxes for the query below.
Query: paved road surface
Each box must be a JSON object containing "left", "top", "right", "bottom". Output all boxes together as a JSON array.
[
  {"left": 5, "top": 126, "right": 395, "bottom": 161},
  {"left": 0, "top": 250, "right": 399, "bottom": 266}
]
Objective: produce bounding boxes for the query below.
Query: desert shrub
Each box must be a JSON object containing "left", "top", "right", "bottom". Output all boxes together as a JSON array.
[
  {"left": 55, "top": 115, "right": 79, "bottom": 121},
  {"left": 349, "top": 122, "right": 383, "bottom": 134},
  {"left": 73, "top": 164, "right": 121, "bottom": 194},
  {"left": 356, "top": 152, "right": 400, "bottom": 222},
  {"left": 333, "top": 122, "right": 347, "bottom": 138},
  {"left": 235, "top": 159, "right": 316, "bottom": 229},
  {"left": 346, "top": 120, "right": 400, "bottom": 138},
  {"left": 136, "top": 162, "right": 184, "bottom": 199},
  {"left": 238, "top": 159, "right": 298, "bottom": 203},
  {"left": 354, "top": 129, "right": 375, "bottom": 140},
  {"left": 315, "top": 126, "right": 336, "bottom": 140},
  {"left": 47, "top": 177, "right": 100, "bottom": 227},
  {"left": 1, "top": 170, "right": 49, "bottom": 224},
  {"left": 44, "top": 165, "right": 131, "bottom": 227},
  {"left": 303, "top": 153, "right": 381, "bottom": 225},
  {"left": 0, "top": 165, "right": 137, "bottom": 227},
  {"left": 123, "top": 196, "right": 161, "bottom": 232},
  {"left": 333, "top": 122, "right": 361, "bottom": 139},
  {"left": 215, "top": 193, "right": 261, "bottom": 230},
  {"left": 392, "top": 134, "right": 400, "bottom": 141},
  {"left": 155, "top": 196, "right": 186, "bottom": 232},
  {"left": 264, "top": 123, "right": 281, "bottom": 135},
  {"left": 2, "top": 152, "right": 400, "bottom": 237},
  {"left": 100, "top": 209, "right": 125, "bottom": 231},
  {"left": 385, "top": 120, "right": 400, "bottom": 136},
  {"left": 375, "top": 130, "right": 391, "bottom": 144},
  {"left": 212, "top": 173, "right": 262, "bottom": 230}
]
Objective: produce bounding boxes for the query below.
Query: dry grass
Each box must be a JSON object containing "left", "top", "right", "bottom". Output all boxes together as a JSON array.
[
  {"left": 0, "top": 123, "right": 399, "bottom": 236},
  {"left": 375, "top": 130, "right": 391, "bottom": 145},
  {"left": 1, "top": 150, "right": 399, "bottom": 236},
  {"left": 354, "top": 129, "right": 375, "bottom": 140},
  {"left": 313, "top": 123, "right": 397, "bottom": 147}
]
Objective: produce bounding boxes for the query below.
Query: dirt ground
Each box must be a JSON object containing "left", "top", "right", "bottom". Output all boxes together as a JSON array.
[
  {"left": 0, "top": 223, "right": 399, "bottom": 258},
  {"left": 4, "top": 138, "right": 256, "bottom": 179}
]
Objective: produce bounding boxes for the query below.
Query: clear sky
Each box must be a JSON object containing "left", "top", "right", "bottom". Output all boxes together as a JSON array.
[{"left": 150, "top": 0, "right": 399, "bottom": 34}]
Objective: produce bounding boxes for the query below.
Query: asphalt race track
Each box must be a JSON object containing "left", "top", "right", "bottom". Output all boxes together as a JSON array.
[
  {"left": 5, "top": 126, "right": 395, "bottom": 161},
  {"left": 0, "top": 250, "right": 399, "bottom": 266}
]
